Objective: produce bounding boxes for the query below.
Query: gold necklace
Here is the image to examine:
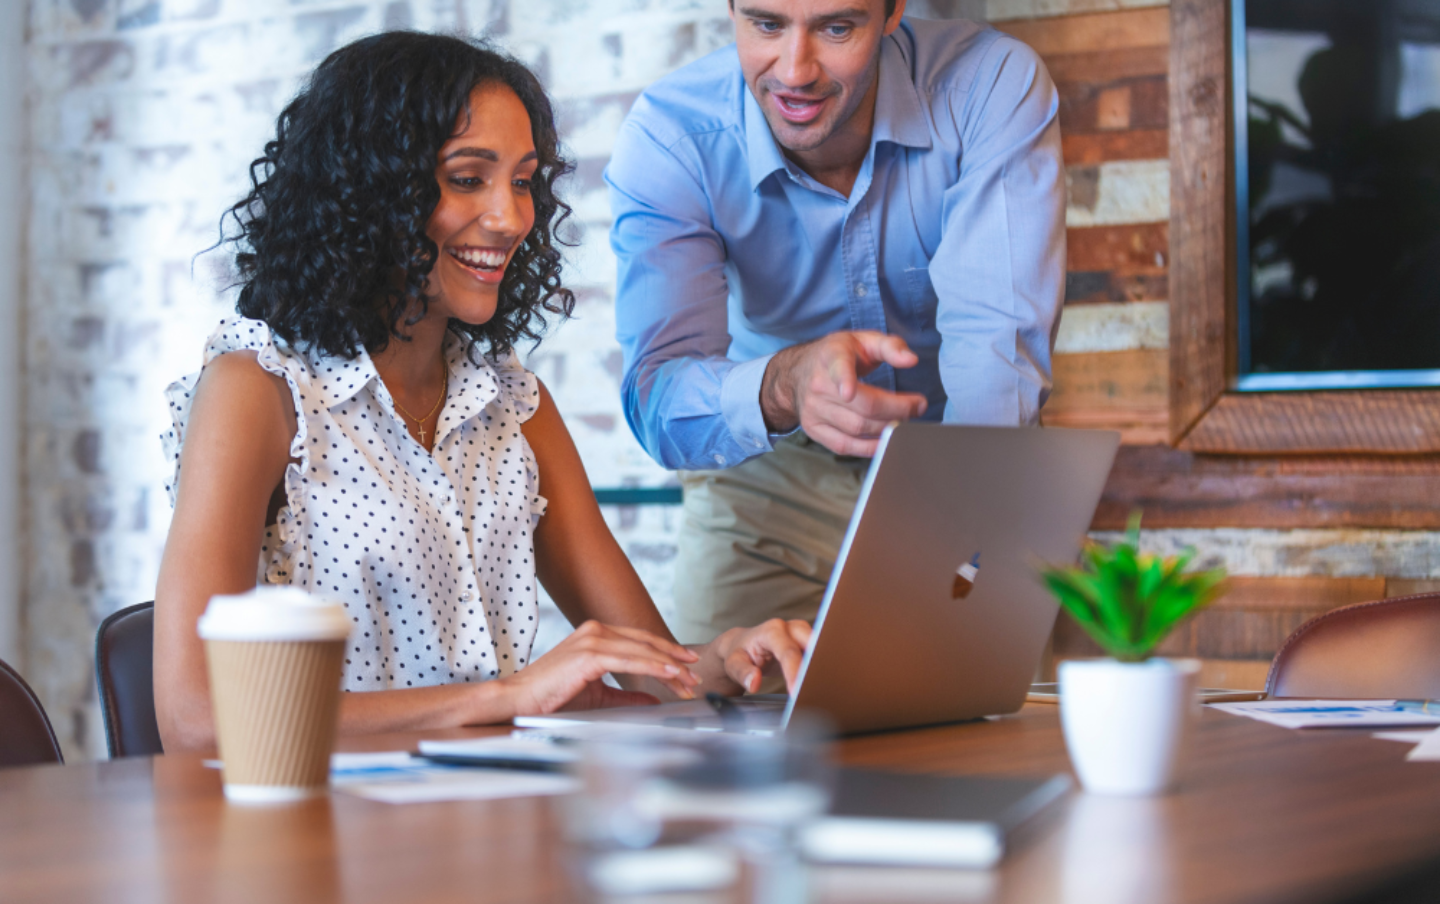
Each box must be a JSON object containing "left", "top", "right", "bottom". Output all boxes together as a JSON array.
[{"left": 393, "top": 364, "right": 448, "bottom": 446}]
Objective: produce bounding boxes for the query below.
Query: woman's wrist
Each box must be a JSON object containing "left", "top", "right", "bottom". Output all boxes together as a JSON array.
[{"left": 465, "top": 674, "right": 523, "bottom": 725}]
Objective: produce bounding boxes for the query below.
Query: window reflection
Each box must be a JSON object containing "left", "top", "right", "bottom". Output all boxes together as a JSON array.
[{"left": 1240, "top": 0, "right": 1440, "bottom": 386}]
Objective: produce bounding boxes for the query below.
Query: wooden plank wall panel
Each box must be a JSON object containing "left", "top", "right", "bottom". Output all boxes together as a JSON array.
[
  {"left": 1042, "top": 350, "right": 1169, "bottom": 444},
  {"left": 1092, "top": 445, "right": 1440, "bottom": 530},
  {"left": 997, "top": 7, "right": 1173, "bottom": 438},
  {"left": 1065, "top": 222, "right": 1168, "bottom": 304}
]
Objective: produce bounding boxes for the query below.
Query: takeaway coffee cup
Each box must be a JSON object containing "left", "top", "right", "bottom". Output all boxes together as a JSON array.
[{"left": 197, "top": 587, "right": 350, "bottom": 803}]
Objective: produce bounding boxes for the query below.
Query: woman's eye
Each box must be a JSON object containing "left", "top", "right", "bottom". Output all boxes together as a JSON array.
[
  {"left": 513, "top": 178, "right": 533, "bottom": 191},
  {"left": 449, "top": 176, "right": 482, "bottom": 189}
]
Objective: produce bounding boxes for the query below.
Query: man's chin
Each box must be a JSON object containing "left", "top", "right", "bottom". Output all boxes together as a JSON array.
[{"left": 763, "top": 113, "right": 837, "bottom": 155}]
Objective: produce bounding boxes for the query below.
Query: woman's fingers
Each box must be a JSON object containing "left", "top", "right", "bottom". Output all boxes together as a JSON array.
[
  {"left": 569, "top": 622, "right": 701, "bottom": 685},
  {"left": 601, "top": 623, "right": 700, "bottom": 662},
  {"left": 587, "top": 653, "right": 698, "bottom": 699}
]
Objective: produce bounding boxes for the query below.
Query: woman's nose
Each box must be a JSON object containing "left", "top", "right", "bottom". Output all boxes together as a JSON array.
[{"left": 480, "top": 185, "right": 525, "bottom": 237}]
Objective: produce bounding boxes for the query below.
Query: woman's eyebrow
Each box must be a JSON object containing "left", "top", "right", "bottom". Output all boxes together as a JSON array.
[{"left": 443, "top": 147, "right": 539, "bottom": 163}]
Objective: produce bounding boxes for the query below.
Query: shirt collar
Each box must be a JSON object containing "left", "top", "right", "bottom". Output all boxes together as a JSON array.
[
  {"left": 433, "top": 333, "right": 502, "bottom": 444},
  {"left": 872, "top": 30, "right": 932, "bottom": 151},
  {"left": 741, "top": 29, "right": 932, "bottom": 192},
  {"left": 314, "top": 346, "right": 378, "bottom": 410},
  {"left": 311, "top": 333, "right": 500, "bottom": 427}
]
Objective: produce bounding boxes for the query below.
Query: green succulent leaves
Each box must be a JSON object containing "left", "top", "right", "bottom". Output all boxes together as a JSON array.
[{"left": 1041, "top": 512, "right": 1227, "bottom": 663}]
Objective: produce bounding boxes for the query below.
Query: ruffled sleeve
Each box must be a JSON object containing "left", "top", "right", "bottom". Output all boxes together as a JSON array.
[
  {"left": 489, "top": 351, "right": 548, "bottom": 525},
  {"left": 160, "top": 317, "right": 316, "bottom": 583}
]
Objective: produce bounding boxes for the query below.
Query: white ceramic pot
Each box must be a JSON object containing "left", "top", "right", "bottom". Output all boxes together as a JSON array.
[{"left": 1058, "top": 658, "right": 1201, "bottom": 796}]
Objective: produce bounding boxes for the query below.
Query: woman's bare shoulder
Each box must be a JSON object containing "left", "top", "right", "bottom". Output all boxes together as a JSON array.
[{"left": 188, "top": 350, "right": 297, "bottom": 447}]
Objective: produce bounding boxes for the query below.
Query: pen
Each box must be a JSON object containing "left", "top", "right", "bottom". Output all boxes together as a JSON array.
[{"left": 1395, "top": 700, "right": 1440, "bottom": 715}]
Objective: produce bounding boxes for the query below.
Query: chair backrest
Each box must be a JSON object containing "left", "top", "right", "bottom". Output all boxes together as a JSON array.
[
  {"left": 96, "top": 602, "right": 164, "bottom": 758},
  {"left": 0, "top": 658, "right": 63, "bottom": 767},
  {"left": 1266, "top": 593, "right": 1440, "bottom": 699}
]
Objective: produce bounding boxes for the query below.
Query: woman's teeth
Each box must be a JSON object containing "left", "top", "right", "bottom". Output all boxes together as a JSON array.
[{"left": 449, "top": 248, "right": 505, "bottom": 271}]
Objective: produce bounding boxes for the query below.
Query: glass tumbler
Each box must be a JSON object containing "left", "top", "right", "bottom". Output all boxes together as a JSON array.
[{"left": 566, "top": 718, "right": 833, "bottom": 903}]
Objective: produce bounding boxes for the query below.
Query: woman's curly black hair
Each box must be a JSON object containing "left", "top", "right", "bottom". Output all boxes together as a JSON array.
[{"left": 222, "top": 31, "right": 575, "bottom": 360}]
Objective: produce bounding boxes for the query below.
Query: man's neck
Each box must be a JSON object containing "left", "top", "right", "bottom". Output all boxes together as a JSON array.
[{"left": 782, "top": 70, "right": 880, "bottom": 198}]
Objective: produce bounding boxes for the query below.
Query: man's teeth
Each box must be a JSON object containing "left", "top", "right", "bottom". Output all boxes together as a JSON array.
[
  {"left": 450, "top": 248, "right": 505, "bottom": 269},
  {"left": 779, "top": 97, "right": 819, "bottom": 111}
]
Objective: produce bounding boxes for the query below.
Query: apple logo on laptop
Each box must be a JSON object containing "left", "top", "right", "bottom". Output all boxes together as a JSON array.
[{"left": 952, "top": 552, "right": 981, "bottom": 599}]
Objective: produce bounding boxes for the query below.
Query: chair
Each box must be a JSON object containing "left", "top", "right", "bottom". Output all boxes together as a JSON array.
[
  {"left": 0, "top": 658, "right": 64, "bottom": 766},
  {"left": 1266, "top": 592, "right": 1440, "bottom": 699},
  {"left": 95, "top": 602, "right": 164, "bottom": 758}
]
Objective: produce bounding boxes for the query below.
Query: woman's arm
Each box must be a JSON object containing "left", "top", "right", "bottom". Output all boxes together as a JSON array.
[
  {"left": 155, "top": 355, "right": 702, "bottom": 753},
  {"left": 523, "top": 381, "right": 812, "bottom": 697}
]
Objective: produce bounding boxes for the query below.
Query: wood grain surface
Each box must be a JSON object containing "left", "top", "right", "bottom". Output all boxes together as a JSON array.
[
  {"left": 1167, "top": 0, "right": 1231, "bottom": 445},
  {"left": 1183, "top": 392, "right": 1440, "bottom": 455},
  {"left": 4, "top": 709, "right": 1438, "bottom": 903},
  {"left": 1042, "top": 349, "right": 1169, "bottom": 444},
  {"left": 1091, "top": 444, "right": 1440, "bottom": 529}
]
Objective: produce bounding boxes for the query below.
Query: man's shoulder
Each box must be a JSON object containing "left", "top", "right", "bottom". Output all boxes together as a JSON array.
[
  {"left": 900, "top": 16, "right": 1044, "bottom": 96},
  {"left": 623, "top": 43, "right": 743, "bottom": 148}
]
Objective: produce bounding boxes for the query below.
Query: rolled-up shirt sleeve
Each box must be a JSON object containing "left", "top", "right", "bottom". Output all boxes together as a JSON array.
[
  {"left": 606, "top": 120, "right": 772, "bottom": 472},
  {"left": 929, "top": 35, "right": 1066, "bottom": 427}
]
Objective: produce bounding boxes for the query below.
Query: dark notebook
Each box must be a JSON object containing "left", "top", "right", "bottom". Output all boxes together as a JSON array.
[{"left": 801, "top": 768, "right": 1071, "bottom": 868}]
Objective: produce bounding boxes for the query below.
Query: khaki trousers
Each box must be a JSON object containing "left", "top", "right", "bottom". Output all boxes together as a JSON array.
[{"left": 672, "top": 433, "right": 870, "bottom": 646}]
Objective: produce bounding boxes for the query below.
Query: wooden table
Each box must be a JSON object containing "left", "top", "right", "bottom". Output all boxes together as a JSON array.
[{"left": 4, "top": 705, "right": 1440, "bottom": 903}]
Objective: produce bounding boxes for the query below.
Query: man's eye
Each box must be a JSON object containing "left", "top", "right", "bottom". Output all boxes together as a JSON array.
[
  {"left": 825, "top": 24, "right": 853, "bottom": 38},
  {"left": 753, "top": 19, "right": 781, "bottom": 34}
]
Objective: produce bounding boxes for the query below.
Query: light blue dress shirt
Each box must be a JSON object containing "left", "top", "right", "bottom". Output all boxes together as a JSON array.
[{"left": 607, "top": 17, "right": 1066, "bottom": 472}]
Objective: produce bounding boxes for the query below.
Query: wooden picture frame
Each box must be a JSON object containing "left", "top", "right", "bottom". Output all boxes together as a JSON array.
[{"left": 1168, "top": 0, "right": 1440, "bottom": 454}]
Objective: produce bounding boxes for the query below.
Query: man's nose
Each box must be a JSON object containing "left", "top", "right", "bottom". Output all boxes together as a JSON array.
[{"left": 775, "top": 30, "right": 820, "bottom": 89}]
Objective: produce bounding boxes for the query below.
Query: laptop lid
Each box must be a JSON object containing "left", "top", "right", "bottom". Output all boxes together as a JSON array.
[{"left": 780, "top": 423, "right": 1119, "bottom": 734}]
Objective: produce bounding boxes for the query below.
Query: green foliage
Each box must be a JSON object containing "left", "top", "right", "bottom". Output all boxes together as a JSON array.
[{"left": 1040, "top": 513, "right": 1227, "bottom": 663}]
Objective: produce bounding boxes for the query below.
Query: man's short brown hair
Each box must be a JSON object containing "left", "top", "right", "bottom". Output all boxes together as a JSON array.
[{"left": 730, "top": 1, "right": 900, "bottom": 19}]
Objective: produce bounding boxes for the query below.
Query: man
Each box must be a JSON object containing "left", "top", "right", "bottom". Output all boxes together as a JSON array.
[{"left": 606, "top": 0, "right": 1065, "bottom": 648}]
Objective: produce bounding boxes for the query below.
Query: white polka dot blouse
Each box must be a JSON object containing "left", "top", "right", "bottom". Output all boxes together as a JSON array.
[{"left": 162, "top": 317, "right": 548, "bottom": 691}]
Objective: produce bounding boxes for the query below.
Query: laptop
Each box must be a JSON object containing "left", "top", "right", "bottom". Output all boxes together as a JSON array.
[{"left": 517, "top": 423, "right": 1120, "bottom": 736}]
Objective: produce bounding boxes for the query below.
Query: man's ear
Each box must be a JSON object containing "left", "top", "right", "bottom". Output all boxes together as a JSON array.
[{"left": 884, "top": 0, "right": 908, "bottom": 34}]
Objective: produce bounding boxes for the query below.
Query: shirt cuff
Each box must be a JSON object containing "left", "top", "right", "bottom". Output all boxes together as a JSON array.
[{"left": 719, "top": 354, "right": 776, "bottom": 458}]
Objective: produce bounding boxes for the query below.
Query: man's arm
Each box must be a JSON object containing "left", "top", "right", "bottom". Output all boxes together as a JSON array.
[
  {"left": 607, "top": 119, "right": 776, "bottom": 472},
  {"left": 930, "top": 34, "right": 1067, "bottom": 427}
]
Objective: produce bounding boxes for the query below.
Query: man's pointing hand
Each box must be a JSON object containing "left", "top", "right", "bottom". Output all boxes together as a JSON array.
[{"left": 760, "top": 330, "right": 929, "bottom": 457}]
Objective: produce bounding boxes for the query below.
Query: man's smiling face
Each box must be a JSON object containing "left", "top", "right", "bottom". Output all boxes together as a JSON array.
[{"left": 730, "top": 0, "right": 904, "bottom": 155}]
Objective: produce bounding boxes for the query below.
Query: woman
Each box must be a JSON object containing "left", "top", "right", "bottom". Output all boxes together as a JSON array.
[{"left": 155, "top": 32, "right": 809, "bottom": 753}]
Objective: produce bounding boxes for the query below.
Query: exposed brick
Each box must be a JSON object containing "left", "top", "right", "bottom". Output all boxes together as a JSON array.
[{"left": 73, "top": 429, "right": 103, "bottom": 474}]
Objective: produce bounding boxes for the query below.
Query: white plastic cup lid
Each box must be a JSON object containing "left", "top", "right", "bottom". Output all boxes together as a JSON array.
[{"left": 197, "top": 586, "right": 350, "bottom": 643}]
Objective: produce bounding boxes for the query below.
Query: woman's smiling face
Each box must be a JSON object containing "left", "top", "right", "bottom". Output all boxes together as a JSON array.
[{"left": 424, "top": 83, "right": 538, "bottom": 325}]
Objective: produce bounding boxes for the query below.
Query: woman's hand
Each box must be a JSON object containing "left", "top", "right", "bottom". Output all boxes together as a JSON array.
[
  {"left": 701, "top": 619, "right": 814, "bottom": 695},
  {"left": 500, "top": 620, "right": 702, "bottom": 716}
]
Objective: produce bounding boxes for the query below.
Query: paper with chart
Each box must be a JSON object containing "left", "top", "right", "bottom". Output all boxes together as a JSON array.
[{"left": 1211, "top": 700, "right": 1440, "bottom": 729}]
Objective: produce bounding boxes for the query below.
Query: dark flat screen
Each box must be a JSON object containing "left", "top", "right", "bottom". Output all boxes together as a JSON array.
[{"left": 1238, "top": 0, "right": 1440, "bottom": 389}]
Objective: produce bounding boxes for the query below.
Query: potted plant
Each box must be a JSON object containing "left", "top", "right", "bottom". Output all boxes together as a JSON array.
[{"left": 1040, "top": 513, "right": 1227, "bottom": 796}]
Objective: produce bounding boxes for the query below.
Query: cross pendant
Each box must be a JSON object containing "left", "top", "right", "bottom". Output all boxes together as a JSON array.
[{"left": 417, "top": 424, "right": 428, "bottom": 445}]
